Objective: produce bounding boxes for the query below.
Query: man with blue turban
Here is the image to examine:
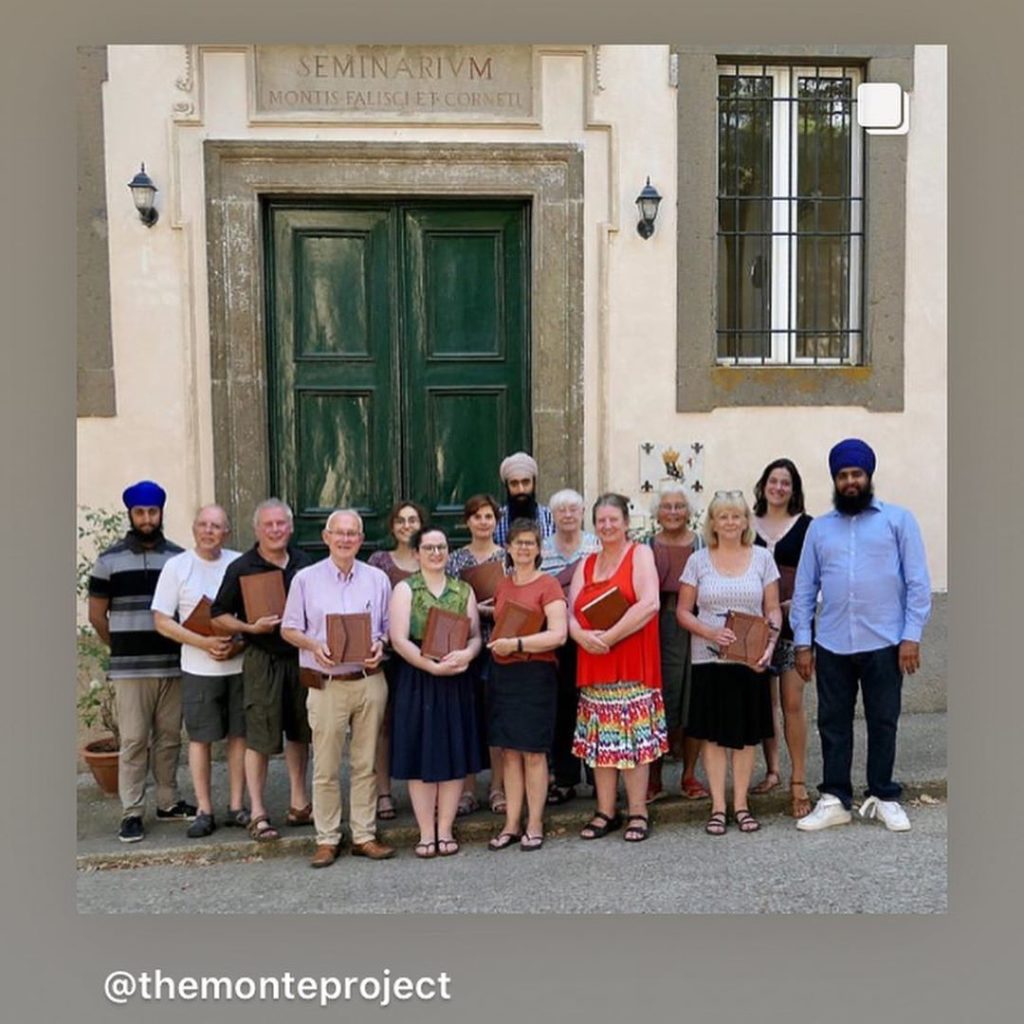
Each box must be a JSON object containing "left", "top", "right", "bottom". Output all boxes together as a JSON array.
[
  {"left": 790, "top": 440, "right": 932, "bottom": 834},
  {"left": 88, "top": 480, "right": 196, "bottom": 843}
]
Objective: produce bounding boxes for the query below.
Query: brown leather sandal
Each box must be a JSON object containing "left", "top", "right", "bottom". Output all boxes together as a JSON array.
[
  {"left": 286, "top": 803, "right": 313, "bottom": 827},
  {"left": 790, "top": 781, "right": 812, "bottom": 819}
]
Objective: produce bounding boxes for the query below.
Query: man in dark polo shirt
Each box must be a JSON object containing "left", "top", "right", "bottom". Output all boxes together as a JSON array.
[
  {"left": 211, "top": 498, "right": 313, "bottom": 841},
  {"left": 88, "top": 480, "right": 195, "bottom": 843}
]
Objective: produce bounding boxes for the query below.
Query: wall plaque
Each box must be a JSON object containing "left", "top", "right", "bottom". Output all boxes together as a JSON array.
[{"left": 253, "top": 45, "right": 535, "bottom": 120}]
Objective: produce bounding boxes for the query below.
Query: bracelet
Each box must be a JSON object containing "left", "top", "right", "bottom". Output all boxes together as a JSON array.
[{"left": 517, "top": 637, "right": 524, "bottom": 654}]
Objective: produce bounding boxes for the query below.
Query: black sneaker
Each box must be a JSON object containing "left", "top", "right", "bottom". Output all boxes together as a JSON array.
[
  {"left": 186, "top": 812, "right": 216, "bottom": 838},
  {"left": 118, "top": 816, "right": 145, "bottom": 843},
  {"left": 156, "top": 800, "right": 198, "bottom": 821}
]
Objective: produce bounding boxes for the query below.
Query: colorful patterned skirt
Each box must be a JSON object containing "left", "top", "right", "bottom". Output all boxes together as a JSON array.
[{"left": 572, "top": 681, "right": 668, "bottom": 769}]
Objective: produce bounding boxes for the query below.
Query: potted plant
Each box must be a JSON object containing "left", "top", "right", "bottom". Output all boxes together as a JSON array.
[{"left": 77, "top": 506, "right": 124, "bottom": 795}]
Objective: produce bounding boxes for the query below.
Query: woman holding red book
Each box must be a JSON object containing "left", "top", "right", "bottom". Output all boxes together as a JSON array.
[
  {"left": 568, "top": 493, "right": 667, "bottom": 843},
  {"left": 485, "top": 520, "right": 567, "bottom": 851}
]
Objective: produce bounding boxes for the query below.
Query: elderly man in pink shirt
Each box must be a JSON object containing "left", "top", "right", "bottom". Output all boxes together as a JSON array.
[{"left": 282, "top": 509, "right": 395, "bottom": 868}]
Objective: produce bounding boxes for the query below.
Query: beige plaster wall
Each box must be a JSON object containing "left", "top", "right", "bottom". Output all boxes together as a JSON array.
[{"left": 77, "top": 44, "right": 946, "bottom": 587}]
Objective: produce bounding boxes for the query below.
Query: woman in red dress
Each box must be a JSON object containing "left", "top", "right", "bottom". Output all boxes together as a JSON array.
[{"left": 568, "top": 493, "right": 667, "bottom": 843}]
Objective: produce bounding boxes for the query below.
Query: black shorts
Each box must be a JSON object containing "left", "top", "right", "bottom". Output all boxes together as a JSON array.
[{"left": 181, "top": 672, "right": 245, "bottom": 742}]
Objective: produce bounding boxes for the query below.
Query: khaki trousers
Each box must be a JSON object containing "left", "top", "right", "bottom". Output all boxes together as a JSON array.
[
  {"left": 306, "top": 671, "right": 387, "bottom": 846},
  {"left": 114, "top": 676, "right": 183, "bottom": 817}
]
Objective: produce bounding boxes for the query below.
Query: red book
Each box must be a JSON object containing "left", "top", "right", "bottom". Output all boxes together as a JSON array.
[{"left": 580, "top": 586, "right": 631, "bottom": 630}]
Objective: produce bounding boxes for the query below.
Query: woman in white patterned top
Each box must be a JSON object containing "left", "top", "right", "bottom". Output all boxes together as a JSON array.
[{"left": 677, "top": 491, "right": 782, "bottom": 836}]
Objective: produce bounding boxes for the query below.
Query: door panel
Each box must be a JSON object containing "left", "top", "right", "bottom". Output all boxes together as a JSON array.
[
  {"left": 423, "top": 386, "right": 510, "bottom": 513},
  {"left": 266, "top": 200, "right": 529, "bottom": 553},
  {"left": 268, "top": 206, "right": 399, "bottom": 549},
  {"left": 403, "top": 207, "right": 529, "bottom": 538}
]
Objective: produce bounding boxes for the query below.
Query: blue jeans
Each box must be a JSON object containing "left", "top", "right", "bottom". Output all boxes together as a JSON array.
[{"left": 814, "top": 644, "right": 903, "bottom": 809}]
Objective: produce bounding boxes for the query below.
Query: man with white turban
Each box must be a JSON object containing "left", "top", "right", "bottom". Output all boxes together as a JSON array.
[{"left": 494, "top": 451, "right": 555, "bottom": 546}]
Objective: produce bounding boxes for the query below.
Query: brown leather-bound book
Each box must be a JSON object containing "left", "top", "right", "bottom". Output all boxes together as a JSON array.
[
  {"left": 325, "top": 612, "right": 373, "bottom": 664},
  {"left": 718, "top": 610, "right": 773, "bottom": 668},
  {"left": 239, "top": 569, "right": 286, "bottom": 623},
  {"left": 776, "top": 565, "right": 797, "bottom": 604},
  {"left": 181, "top": 595, "right": 231, "bottom": 637},
  {"left": 421, "top": 606, "right": 472, "bottom": 661},
  {"left": 653, "top": 541, "right": 693, "bottom": 593},
  {"left": 580, "top": 586, "right": 631, "bottom": 630},
  {"left": 492, "top": 600, "right": 545, "bottom": 641},
  {"left": 459, "top": 558, "right": 506, "bottom": 602},
  {"left": 492, "top": 600, "right": 546, "bottom": 661}
]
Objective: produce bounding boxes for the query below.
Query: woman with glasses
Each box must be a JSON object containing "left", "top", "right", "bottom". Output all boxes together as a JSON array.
[
  {"left": 367, "top": 500, "right": 427, "bottom": 822},
  {"left": 485, "top": 519, "right": 567, "bottom": 851},
  {"left": 677, "top": 490, "right": 782, "bottom": 835},
  {"left": 646, "top": 482, "right": 708, "bottom": 804},
  {"left": 389, "top": 527, "right": 483, "bottom": 858},
  {"left": 446, "top": 494, "right": 508, "bottom": 817},
  {"left": 569, "top": 493, "right": 666, "bottom": 844},
  {"left": 540, "top": 488, "right": 600, "bottom": 806},
  {"left": 750, "top": 459, "right": 815, "bottom": 819}
]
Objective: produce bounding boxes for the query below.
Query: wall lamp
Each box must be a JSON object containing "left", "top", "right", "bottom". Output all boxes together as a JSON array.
[
  {"left": 127, "top": 163, "right": 159, "bottom": 227},
  {"left": 635, "top": 177, "right": 662, "bottom": 239}
]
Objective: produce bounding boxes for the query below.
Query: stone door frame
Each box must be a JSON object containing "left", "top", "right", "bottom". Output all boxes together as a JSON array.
[{"left": 204, "top": 140, "right": 584, "bottom": 542}]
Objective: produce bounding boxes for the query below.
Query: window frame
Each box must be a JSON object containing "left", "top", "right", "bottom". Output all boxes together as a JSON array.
[
  {"left": 673, "top": 45, "right": 914, "bottom": 412},
  {"left": 715, "top": 61, "right": 865, "bottom": 367}
]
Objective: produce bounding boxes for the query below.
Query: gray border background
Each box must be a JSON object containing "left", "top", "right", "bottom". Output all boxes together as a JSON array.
[{"left": 2, "top": 0, "right": 1019, "bottom": 1021}]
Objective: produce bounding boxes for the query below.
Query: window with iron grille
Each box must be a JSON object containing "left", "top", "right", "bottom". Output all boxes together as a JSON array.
[{"left": 716, "top": 62, "right": 864, "bottom": 365}]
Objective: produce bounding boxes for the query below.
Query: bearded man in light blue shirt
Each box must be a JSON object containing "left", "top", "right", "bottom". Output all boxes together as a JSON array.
[{"left": 790, "top": 439, "right": 931, "bottom": 833}]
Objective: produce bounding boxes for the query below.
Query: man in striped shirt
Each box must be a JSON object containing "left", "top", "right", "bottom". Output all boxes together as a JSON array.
[{"left": 88, "top": 480, "right": 196, "bottom": 843}]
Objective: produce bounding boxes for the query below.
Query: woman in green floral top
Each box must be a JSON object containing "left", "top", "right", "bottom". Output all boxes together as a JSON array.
[{"left": 389, "top": 527, "right": 483, "bottom": 858}]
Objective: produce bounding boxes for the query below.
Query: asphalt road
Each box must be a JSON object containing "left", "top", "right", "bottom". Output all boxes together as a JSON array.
[{"left": 77, "top": 802, "right": 946, "bottom": 914}]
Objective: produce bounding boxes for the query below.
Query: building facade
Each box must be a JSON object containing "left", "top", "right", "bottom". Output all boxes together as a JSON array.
[{"left": 77, "top": 44, "right": 947, "bottom": 591}]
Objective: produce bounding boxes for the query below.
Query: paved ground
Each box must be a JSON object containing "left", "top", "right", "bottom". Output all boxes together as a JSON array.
[
  {"left": 77, "top": 800, "right": 946, "bottom": 914},
  {"left": 76, "top": 711, "right": 946, "bottom": 913}
]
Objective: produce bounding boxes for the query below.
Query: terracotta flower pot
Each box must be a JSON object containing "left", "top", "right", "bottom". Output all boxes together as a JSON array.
[{"left": 81, "top": 737, "right": 120, "bottom": 796}]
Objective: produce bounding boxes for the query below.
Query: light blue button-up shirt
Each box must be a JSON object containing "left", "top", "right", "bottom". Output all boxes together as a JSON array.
[{"left": 789, "top": 498, "right": 932, "bottom": 655}]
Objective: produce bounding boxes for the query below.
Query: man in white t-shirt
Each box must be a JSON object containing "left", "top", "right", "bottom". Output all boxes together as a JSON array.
[{"left": 152, "top": 505, "right": 247, "bottom": 838}]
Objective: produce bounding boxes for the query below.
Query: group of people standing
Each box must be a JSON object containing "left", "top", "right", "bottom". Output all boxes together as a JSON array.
[{"left": 86, "top": 437, "right": 931, "bottom": 865}]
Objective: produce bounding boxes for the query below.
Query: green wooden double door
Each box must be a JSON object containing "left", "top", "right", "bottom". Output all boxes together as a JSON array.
[{"left": 265, "top": 199, "right": 531, "bottom": 553}]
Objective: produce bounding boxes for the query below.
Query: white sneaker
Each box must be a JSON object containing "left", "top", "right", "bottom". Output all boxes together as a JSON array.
[
  {"left": 795, "top": 794, "right": 852, "bottom": 831},
  {"left": 859, "top": 796, "right": 911, "bottom": 832}
]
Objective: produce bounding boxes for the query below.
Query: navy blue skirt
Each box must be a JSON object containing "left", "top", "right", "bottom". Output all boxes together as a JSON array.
[{"left": 389, "top": 656, "right": 484, "bottom": 783}]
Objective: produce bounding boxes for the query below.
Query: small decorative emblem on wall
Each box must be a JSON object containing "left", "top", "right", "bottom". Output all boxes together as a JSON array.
[{"left": 638, "top": 441, "right": 706, "bottom": 516}]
